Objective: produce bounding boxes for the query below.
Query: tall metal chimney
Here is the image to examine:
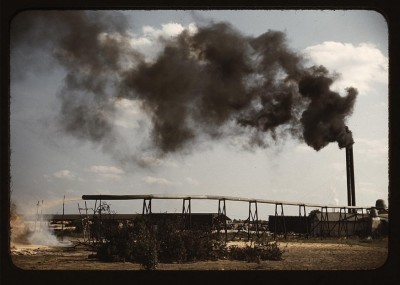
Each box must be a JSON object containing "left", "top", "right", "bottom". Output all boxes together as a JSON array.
[
  {"left": 346, "top": 145, "right": 356, "bottom": 208},
  {"left": 338, "top": 126, "right": 355, "bottom": 212}
]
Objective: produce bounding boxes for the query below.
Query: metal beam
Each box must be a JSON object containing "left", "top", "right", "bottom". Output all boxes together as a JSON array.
[
  {"left": 182, "top": 198, "right": 191, "bottom": 229},
  {"left": 142, "top": 198, "right": 152, "bottom": 215},
  {"left": 273, "top": 203, "right": 287, "bottom": 239},
  {"left": 299, "top": 204, "right": 309, "bottom": 238},
  {"left": 337, "top": 207, "right": 349, "bottom": 238},
  {"left": 217, "top": 199, "right": 228, "bottom": 242},
  {"left": 319, "top": 207, "right": 330, "bottom": 238},
  {"left": 248, "top": 201, "right": 259, "bottom": 240}
]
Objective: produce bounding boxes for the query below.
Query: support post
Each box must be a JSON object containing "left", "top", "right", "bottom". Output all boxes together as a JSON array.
[
  {"left": 98, "top": 198, "right": 102, "bottom": 241},
  {"left": 34, "top": 201, "right": 40, "bottom": 232},
  {"left": 61, "top": 197, "right": 65, "bottom": 241},
  {"left": 351, "top": 208, "right": 359, "bottom": 236},
  {"left": 142, "top": 198, "right": 152, "bottom": 215},
  {"left": 360, "top": 208, "right": 367, "bottom": 236},
  {"left": 99, "top": 198, "right": 102, "bottom": 220},
  {"left": 182, "top": 198, "right": 192, "bottom": 230},
  {"left": 273, "top": 203, "right": 287, "bottom": 240},
  {"left": 218, "top": 199, "right": 228, "bottom": 242},
  {"left": 338, "top": 207, "right": 349, "bottom": 238},
  {"left": 91, "top": 200, "right": 97, "bottom": 244},
  {"left": 319, "top": 207, "right": 330, "bottom": 238},
  {"left": 299, "top": 204, "right": 309, "bottom": 238},
  {"left": 247, "top": 201, "right": 259, "bottom": 240},
  {"left": 39, "top": 200, "right": 43, "bottom": 232}
]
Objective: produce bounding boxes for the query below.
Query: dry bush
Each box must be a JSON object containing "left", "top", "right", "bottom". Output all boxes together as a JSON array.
[
  {"left": 228, "top": 241, "right": 283, "bottom": 262},
  {"left": 91, "top": 204, "right": 283, "bottom": 269},
  {"left": 156, "top": 216, "right": 217, "bottom": 263},
  {"left": 94, "top": 215, "right": 217, "bottom": 269}
]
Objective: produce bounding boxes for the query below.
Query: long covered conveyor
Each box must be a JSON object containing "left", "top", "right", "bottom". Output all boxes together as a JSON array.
[
  {"left": 82, "top": 194, "right": 370, "bottom": 209},
  {"left": 81, "top": 194, "right": 372, "bottom": 241}
]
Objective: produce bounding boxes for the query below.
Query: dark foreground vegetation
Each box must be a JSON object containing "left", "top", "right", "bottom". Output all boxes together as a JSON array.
[{"left": 90, "top": 214, "right": 283, "bottom": 270}]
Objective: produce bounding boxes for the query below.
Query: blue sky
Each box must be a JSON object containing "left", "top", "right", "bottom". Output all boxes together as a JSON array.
[{"left": 10, "top": 10, "right": 388, "bottom": 219}]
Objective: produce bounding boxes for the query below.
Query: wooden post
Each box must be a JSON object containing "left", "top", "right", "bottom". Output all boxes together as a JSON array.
[
  {"left": 35, "top": 201, "right": 39, "bottom": 232},
  {"left": 61, "top": 195, "right": 65, "bottom": 241},
  {"left": 39, "top": 200, "right": 43, "bottom": 232}
]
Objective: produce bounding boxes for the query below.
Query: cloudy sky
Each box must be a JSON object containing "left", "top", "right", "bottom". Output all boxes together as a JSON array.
[{"left": 10, "top": 10, "right": 388, "bottom": 219}]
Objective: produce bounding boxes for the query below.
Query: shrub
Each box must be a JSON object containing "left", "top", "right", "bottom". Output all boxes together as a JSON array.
[
  {"left": 228, "top": 241, "right": 283, "bottom": 263},
  {"left": 154, "top": 216, "right": 187, "bottom": 263},
  {"left": 91, "top": 206, "right": 283, "bottom": 269},
  {"left": 94, "top": 215, "right": 217, "bottom": 269},
  {"left": 180, "top": 230, "right": 215, "bottom": 261},
  {"left": 155, "top": 216, "right": 215, "bottom": 263},
  {"left": 95, "top": 217, "right": 158, "bottom": 269},
  {"left": 132, "top": 219, "right": 159, "bottom": 270}
]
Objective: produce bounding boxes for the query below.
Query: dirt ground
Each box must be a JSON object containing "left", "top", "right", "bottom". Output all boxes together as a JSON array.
[{"left": 10, "top": 238, "right": 388, "bottom": 270}]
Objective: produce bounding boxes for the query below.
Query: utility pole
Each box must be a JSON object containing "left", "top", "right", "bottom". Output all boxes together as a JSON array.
[
  {"left": 61, "top": 195, "right": 65, "bottom": 241},
  {"left": 39, "top": 200, "right": 43, "bottom": 232},
  {"left": 34, "top": 201, "right": 40, "bottom": 232}
]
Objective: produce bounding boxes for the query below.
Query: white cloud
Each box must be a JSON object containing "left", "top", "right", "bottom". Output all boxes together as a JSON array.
[
  {"left": 53, "top": 170, "right": 76, "bottom": 180},
  {"left": 185, "top": 177, "right": 200, "bottom": 186},
  {"left": 97, "top": 22, "right": 197, "bottom": 70},
  {"left": 355, "top": 138, "right": 388, "bottom": 161},
  {"left": 129, "top": 22, "right": 197, "bottom": 62},
  {"left": 139, "top": 156, "right": 164, "bottom": 167},
  {"left": 129, "top": 36, "right": 151, "bottom": 46},
  {"left": 86, "top": 165, "right": 125, "bottom": 179},
  {"left": 145, "top": 23, "right": 183, "bottom": 37},
  {"left": 113, "top": 98, "right": 145, "bottom": 129},
  {"left": 305, "top": 42, "right": 388, "bottom": 94},
  {"left": 142, "top": 176, "right": 181, "bottom": 187},
  {"left": 137, "top": 155, "right": 179, "bottom": 168}
]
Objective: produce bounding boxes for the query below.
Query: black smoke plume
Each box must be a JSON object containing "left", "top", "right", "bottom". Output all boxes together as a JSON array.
[{"left": 11, "top": 11, "right": 358, "bottom": 163}]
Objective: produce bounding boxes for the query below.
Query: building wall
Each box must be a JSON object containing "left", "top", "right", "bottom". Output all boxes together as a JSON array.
[
  {"left": 310, "top": 219, "right": 369, "bottom": 237},
  {"left": 268, "top": 216, "right": 311, "bottom": 234}
]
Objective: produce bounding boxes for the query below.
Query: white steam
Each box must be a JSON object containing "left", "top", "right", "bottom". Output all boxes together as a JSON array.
[
  {"left": 10, "top": 202, "right": 73, "bottom": 248},
  {"left": 27, "top": 222, "right": 71, "bottom": 247}
]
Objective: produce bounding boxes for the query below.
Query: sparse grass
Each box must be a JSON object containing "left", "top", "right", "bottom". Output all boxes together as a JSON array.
[
  {"left": 228, "top": 241, "right": 284, "bottom": 263},
  {"left": 273, "top": 236, "right": 388, "bottom": 249}
]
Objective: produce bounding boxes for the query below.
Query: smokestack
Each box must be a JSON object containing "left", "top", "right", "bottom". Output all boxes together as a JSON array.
[{"left": 338, "top": 126, "right": 356, "bottom": 212}]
